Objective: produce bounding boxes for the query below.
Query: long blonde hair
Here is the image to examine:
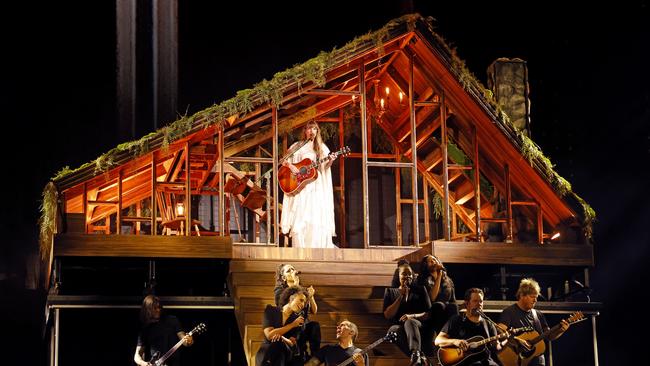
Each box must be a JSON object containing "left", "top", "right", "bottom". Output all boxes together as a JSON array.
[{"left": 303, "top": 121, "right": 324, "bottom": 160}]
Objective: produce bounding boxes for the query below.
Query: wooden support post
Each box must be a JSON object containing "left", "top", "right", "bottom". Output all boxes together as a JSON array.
[
  {"left": 408, "top": 52, "right": 419, "bottom": 246},
  {"left": 219, "top": 126, "right": 225, "bottom": 236},
  {"left": 117, "top": 170, "right": 122, "bottom": 235},
  {"left": 82, "top": 182, "right": 87, "bottom": 234},
  {"left": 359, "top": 63, "right": 370, "bottom": 248},
  {"left": 423, "top": 178, "right": 430, "bottom": 242},
  {"left": 440, "top": 93, "right": 451, "bottom": 240},
  {"left": 151, "top": 153, "right": 157, "bottom": 235},
  {"left": 537, "top": 201, "right": 543, "bottom": 244},
  {"left": 184, "top": 141, "right": 191, "bottom": 236},
  {"left": 505, "top": 164, "right": 513, "bottom": 243},
  {"left": 473, "top": 126, "right": 482, "bottom": 241},
  {"left": 272, "top": 106, "right": 280, "bottom": 246},
  {"left": 338, "top": 108, "right": 347, "bottom": 247},
  {"left": 395, "top": 156, "right": 403, "bottom": 246}
]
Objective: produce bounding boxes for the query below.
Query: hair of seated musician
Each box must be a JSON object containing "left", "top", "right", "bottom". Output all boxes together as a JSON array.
[
  {"left": 516, "top": 278, "right": 541, "bottom": 299},
  {"left": 140, "top": 294, "right": 162, "bottom": 324},
  {"left": 278, "top": 286, "right": 309, "bottom": 307},
  {"left": 391, "top": 259, "right": 410, "bottom": 287},
  {"left": 463, "top": 287, "right": 484, "bottom": 302}
]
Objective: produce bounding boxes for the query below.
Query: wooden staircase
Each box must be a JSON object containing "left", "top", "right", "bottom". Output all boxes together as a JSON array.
[{"left": 229, "top": 252, "right": 424, "bottom": 366}]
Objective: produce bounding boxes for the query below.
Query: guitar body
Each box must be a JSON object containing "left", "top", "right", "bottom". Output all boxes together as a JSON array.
[
  {"left": 438, "top": 336, "right": 487, "bottom": 366},
  {"left": 278, "top": 158, "right": 318, "bottom": 196},
  {"left": 498, "top": 331, "right": 545, "bottom": 366}
]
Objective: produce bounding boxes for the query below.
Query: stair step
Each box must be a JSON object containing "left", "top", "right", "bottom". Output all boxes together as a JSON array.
[
  {"left": 230, "top": 260, "right": 397, "bottom": 274},
  {"left": 240, "top": 297, "right": 384, "bottom": 313},
  {"left": 243, "top": 312, "right": 388, "bottom": 327},
  {"left": 232, "top": 272, "right": 393, "bottom": 287},
  {"left": 233, "top": 285, "right": 386, "bottom": 300},
  {"left": 245, "top": 324, "right": 394, "bottom": 343}
]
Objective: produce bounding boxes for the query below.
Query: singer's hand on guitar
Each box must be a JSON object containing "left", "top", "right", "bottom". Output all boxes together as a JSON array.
[
  {"left": 328, "top": 152, "right": 338, "bottom": 161},
  {"left": 282, "top": 161, "right": 300, "bottom": 174}
]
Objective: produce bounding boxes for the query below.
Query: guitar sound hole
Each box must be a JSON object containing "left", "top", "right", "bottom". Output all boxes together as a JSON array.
[{"left": 299, "top": 167, "right": 308, "bottom": 174}]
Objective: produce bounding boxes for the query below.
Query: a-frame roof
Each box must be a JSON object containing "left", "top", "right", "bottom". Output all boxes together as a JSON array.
[{"left": 40, "top": 14, "right": 594, "bottom": 256}]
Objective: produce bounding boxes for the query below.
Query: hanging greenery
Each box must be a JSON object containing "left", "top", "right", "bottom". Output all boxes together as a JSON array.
[
  {"left": 432, "top": 190, "right": 443, "bottom": 220},
  {"left": 39, "top": 182, "right": 58, "bottom": 261}
]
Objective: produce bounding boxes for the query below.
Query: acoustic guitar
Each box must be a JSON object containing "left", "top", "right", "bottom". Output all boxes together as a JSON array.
[
  {"left": 336, "top": 331, "right": 398, "bottom": 366},
  {"left": 279, "top": 146, "right": 350, "bottom": 196},
  {"left": 437, "top": 326, "right": 531, "bottom": 366},
  {"left": 147, "top": 323, "right": 206, "bottom": 366},
  {"left": 497, "top": 311, "right": 585, "bottom": 366}
]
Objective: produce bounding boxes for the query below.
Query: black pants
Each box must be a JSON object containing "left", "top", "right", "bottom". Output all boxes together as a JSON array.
[
  {"left": 298, "top": 321, "right": 321, "bottom": 359},
  {"left": 388, "top": 318, "right": 424, "bottom": 357}
]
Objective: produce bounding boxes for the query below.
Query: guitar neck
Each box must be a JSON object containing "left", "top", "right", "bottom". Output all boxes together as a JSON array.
[
  {"left": 529, "top": 320, "right": 567, "bottom": 345},
  {"left": 156, "top": 339, "right": 184, "bottom": 365},
  {"left": 338, "top": 338, "right": 384, "bottom": 366},
  {"left": 156, "top": 330, "right": 194, "bottom": 365},
  {"left": 310, "top": 148, "right": 347, "bottom": 168}
]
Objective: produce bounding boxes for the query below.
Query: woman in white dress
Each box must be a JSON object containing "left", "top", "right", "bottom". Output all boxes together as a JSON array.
[{"left": 280, "top": 121, "right": 337, "bottom": 248}]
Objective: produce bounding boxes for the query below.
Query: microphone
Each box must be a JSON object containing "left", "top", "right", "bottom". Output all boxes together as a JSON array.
[{"left": 295, "top": 270, "right": 302, "bottom": 275}]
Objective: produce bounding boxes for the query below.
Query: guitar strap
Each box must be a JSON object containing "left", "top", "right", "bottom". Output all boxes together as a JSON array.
[{"left": 531, "top": 309, "right": 542, "bottom": 333}]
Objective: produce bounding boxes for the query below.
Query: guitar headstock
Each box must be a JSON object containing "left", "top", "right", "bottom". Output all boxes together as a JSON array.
[
  {"left": 384, "top": 331, "right": 398, "bottom": 344},
  {"left": 567, "top": 311, "right": 585, "bottom": 325},
  {"left": 189, "top": 323, "right": 207, "bottom": 336},
  {"left": 339, "top": 146, "right": 351, "bottom": 157}
]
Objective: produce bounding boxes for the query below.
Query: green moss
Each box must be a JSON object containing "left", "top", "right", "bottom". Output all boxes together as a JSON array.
[{"left": 39, "top": 182, "right": 58, "bottom": 261}]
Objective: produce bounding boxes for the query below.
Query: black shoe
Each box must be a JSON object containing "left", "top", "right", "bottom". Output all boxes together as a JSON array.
[{"left": 410, "top": 350, "right": 423, "bottom": 366}]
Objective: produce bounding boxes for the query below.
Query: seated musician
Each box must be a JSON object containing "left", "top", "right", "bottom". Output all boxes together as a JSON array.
[
  {"left": 304, "top": 320, "right": 368, "bottom": 366},
  {"left": 498, "top": 278, "right": 569, "bottom": 366},
  {"left": 435, "top": 288, "right": 505, "bottom": 366},
  {"left": 383, "top": 261, "right": 431, "bottom": 366},
  {"left": 255, "top": 287, "right": 308, "bottom": 366},
  {"left": 273, "top": 263, "right": 321, "bottom": 362}
]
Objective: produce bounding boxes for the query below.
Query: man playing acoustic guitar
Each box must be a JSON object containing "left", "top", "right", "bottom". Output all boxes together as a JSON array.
[
  {"left": 304, "top": 320, "right": 368, "bottom": 366},
  {"left": 435, "top": 288, "right": 506, "bottom": 366},
  {"left": 497, "top": 278, "right": 569, "bottom": 366}
]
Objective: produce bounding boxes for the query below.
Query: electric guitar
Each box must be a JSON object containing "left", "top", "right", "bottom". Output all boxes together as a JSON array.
[
  {"left": 497, "top": 311, "right": 585, "bottom": 366},
  {"left": 147, "top": 323, "right": 206, "bottom": 366},
  {"left": 278, "top": 146, "right": 350, "bottom": 195},
  {"left": 336, "top": 331, "right": 398, "bottom": 366},
  {"left": 437, "top": 326, "right": 532, "bottom": 366}
]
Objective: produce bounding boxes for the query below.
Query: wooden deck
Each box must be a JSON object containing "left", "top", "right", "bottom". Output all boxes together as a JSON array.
[{"left": 53, "top": 234, "right": 594, "bottom": 267}]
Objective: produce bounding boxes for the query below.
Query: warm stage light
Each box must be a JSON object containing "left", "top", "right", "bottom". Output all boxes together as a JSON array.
[
  {"left": 176, "top": 202, "right": 185, "bottom": 216},
  {"left": 551, "top": 232, "right": 561, "bottom": 241}
]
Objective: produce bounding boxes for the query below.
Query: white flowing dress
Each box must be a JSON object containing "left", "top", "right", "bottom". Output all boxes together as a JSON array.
[{"left": 280, "top": 141, "right": 336, "bottom": 248}]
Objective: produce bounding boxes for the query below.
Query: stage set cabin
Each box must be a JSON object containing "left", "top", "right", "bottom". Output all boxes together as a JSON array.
[{"left": 40, "top": 14, "right": 601, "bottom": 366}]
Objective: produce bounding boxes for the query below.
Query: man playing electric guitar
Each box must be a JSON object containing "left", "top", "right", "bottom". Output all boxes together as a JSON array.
[
  {"left": 497, "top": 278, "right": 570, "bottom": 366},
  {"left": 134, "top": 295, "right": 194, "bottom": 366},
  {"left": 435, "top": 288, "right": 506, "bottom": 366},
  {"left": 304, "top": 320, "right": 368, "bottom": 366}
]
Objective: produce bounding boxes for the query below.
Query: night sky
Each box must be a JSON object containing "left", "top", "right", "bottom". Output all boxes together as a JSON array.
[{"left": 2, "top": 1, "right": 649, "bottom": 365}]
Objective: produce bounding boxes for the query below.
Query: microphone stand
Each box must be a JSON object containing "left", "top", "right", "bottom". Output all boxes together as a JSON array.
[
  {"left": 255, "top": 139, "right": 309, "bottom": 185},
  {"left": 475, "top": 309, "right": 507, "bottom": 334}
]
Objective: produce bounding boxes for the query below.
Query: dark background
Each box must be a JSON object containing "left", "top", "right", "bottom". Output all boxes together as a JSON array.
[{"left": 1, "top": 0, "right": 649, "bottom": 365}]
